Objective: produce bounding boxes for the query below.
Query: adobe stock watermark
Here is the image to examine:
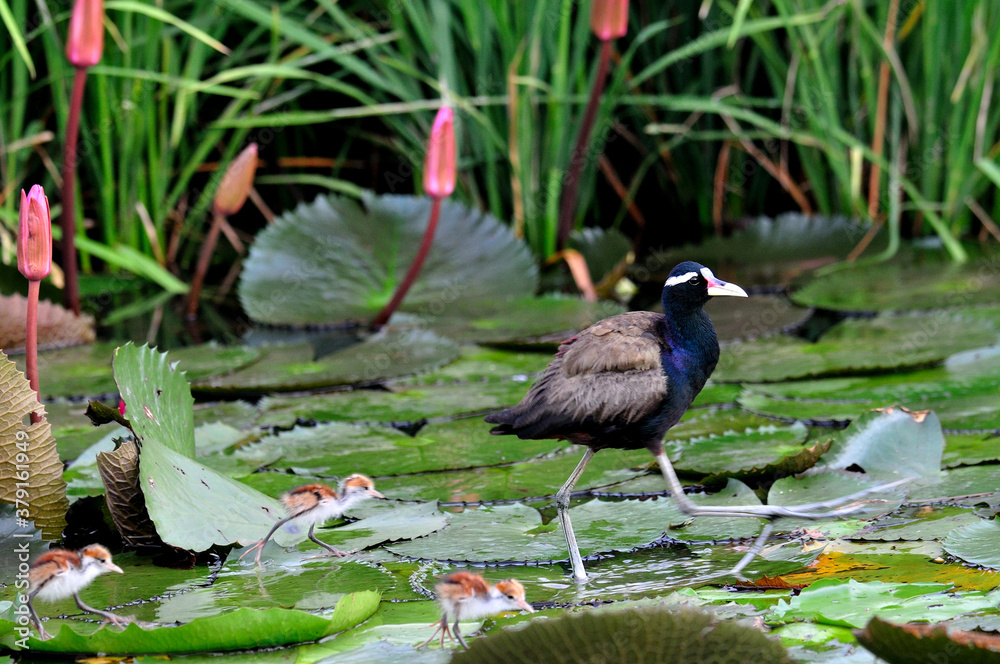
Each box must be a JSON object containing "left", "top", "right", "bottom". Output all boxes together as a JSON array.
[{"left": 9, "top": 427, "right": 35, "bottom": 648}]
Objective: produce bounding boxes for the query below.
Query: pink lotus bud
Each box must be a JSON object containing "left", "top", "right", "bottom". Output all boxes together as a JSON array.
[
  {"left": 118, "top": 400, "right": 126, "bottom": 417},
  {"left": 591, "top": 0, "right": 629, "bottom": 41},
  {"left": 66, "top": 0, "right": 105, "bottom": 67},
  {"left": 17, "top": 185, "right": 52, "bottom": 281},
  {"left": 422, "top": 106, "right": 455, "bottom": 198},
  {"left": 213, "top": 143, "right": 258, "bottom": 216}
]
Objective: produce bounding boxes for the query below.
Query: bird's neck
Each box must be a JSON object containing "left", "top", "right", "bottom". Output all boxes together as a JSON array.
[{"left": 661, "top": 307, "right": 720, "bottom": 380}]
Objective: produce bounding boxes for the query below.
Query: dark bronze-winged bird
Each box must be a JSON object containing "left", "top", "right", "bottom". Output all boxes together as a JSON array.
[{"left": 486, "top": 261, "right": 869, "bottom": 581}]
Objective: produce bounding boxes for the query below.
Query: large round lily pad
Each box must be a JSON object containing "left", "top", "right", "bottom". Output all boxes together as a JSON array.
[
  {"left": 191, "top": 329, "right": 460, "bottom": 396},
  {"left": 714, "top": 313, "right": 998, "bottom": 382},
  {"left": 792, "top": 248, "right": 1000, "bottom": 311},
  {"left": 238, "top": 192, "right": 538, "bottom": 325}
]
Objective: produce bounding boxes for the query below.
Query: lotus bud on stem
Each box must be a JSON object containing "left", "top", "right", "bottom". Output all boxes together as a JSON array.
[
  {"left": 371, "top": 105, "right": 455, "bottom": 330},
  {"left": 18, "top": 185, "right": 53, "bottom": 424},
  {"left": 186, "top": 143, "right": 258, "bottom": 320},
  {"left": 60, "top": 0, "right": 105, "bottom": 315},
  {"left": 555, "top": 0, "right": 628, "bottom": 252}
]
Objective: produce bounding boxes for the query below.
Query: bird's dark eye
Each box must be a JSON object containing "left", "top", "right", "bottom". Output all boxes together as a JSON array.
[
  {"left": 506, "top": 594, "right": 514, "bottom": 600},
  {"left": 689, "top": 276, "right": 701, "bottom": 285}
]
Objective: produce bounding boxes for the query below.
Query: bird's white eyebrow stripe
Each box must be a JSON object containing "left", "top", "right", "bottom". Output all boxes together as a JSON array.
[{"left": 665, "top": 271, "right": 698, "bottom": 287}]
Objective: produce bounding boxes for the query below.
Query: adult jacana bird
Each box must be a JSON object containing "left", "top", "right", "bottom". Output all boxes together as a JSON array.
[
  {"left": 27, "top": 544, "right": 127, "bottom": 640},
  {"left": 486, "top": 261, "right": 869, "bottom": 581}
]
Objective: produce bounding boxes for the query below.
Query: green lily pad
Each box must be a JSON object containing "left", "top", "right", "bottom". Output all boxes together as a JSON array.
[
  {"left": 671, "top": 423, "right": 810, "bottom": 476},
  {"left": 255, "top": 380, "right": 532, "bottom": 428},
  {"left": 139, "top": 438, "right": 298, "bottom": 550},
  {"left": 792, "top": 248, "right": 1000, "bottom": 311},
  {"left": 427, "top": 296, "right": 625, "bottom": 346},
  {"left": 848, "top": 506, "right": 984, "bottom": 541},
  {"left": 818, "top": 408, "right": 944, "bottom": 482},
  {"left": 704, "top": 294, "right": 810, "bottom": 342},
  {"left": 191, "top": 329, "right": 460, "bottom": 396},
  {"left": 4, "top": 591, "right": 380, "bottom": 653},
  {"left": 238, "top": 192, "right": 537, "bottom": 325},
  {"left": 662, "top": 479, "right": 766, "bottom": 541},
  {"left": 781, "top": 551, "right": 1000, "bottom": 592},
  {"left": 228, "top": 418, "right": 564, "bottom": 479},
  {"left": 305, "top": 501, "right": 447, "bottom": 553},
  {"left": 768, "top": 472, "right": 905, "bottom": 533},
  {"left": 942, "top": 433, "right": 1000, "bottom": 469},
  {"left": 394, "top": 345, "right": 553, "bottom": 386},
  {"left": 114, "top": 343, "right": 195, "bottom": 456},
  {"left": 907, "top": 465, "right": 1000, "bottom": 503},
  {"left": 715, "top": 314, "right": 998, "bottom": 383},
  {"left": 943, "top": 520, "right": 1000, "bottom": 570},
  {"left": 387, "top": 500, "right": 670, "bottom": 563},
  {"left": 769, "top": 578, "right": 1000, "bottom": 629},
  {"left": 645, "top": 213, "right": 887, "bottom": 288}
]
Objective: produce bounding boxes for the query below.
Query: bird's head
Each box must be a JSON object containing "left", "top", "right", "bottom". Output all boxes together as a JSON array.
[
  {"left": 663, "top": 261, "right": 747, "bottom": 311},
  {"left": 78, "top": 544, "right": 123, "bottom": 577},
  {"left": 492, "top": 579, "right": 534, "bottom": 613},
  {"left": 339, "top": 474, "right": 385, "bottom": 501}
]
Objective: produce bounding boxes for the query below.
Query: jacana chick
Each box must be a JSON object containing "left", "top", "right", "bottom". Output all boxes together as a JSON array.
[
  {"left": 241, "top": 474, "right": 384, "bottom": 565},
  {"left": 486, "top": 261, "right": 879, "bottom": 581},
  {"left": 27, "top": 544, "right": 126, "bottom": 640},
  {"left": 419, "top": 572, "right": 534, "bottom": 649}
]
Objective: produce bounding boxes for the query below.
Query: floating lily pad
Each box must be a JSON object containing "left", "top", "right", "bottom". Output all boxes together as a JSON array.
[
  {"left": 427, "top": 296, "right": 625, "bottom": 346},
  {"left": 662, "top": 479, "right": 766, "bottom": 541},
  {"left": 768, "top": 472, "right": 905, "bottom": 533},
  {"left": 307, "top": 501, "right": 447, "bottom": 554},
  {"left": 4, "top": 591, "right": 380, "bottom": 653},
  {"left": 704, "top": 294, "right": 810, "bottom": 342},
  {"left": 780, "top": 551, "right": 1000, "bottom": 592},
  {"left": 255, "top": 380, "right": 531, "bottom": 428},
  {"left": 907, "top": 465, "right": 1000, "bottom": 503},
  {"left": 942, "top": 433, "right": 1000, "bottom": 469},
  {"left": 388, "top": 500, "right": 670, "bottom": 563},
  {"left": 943, "top": 520, "right": 1000, "bottom": 570},
  {"left": 848, "top": 506, "right": 984, "bottom": 542},
  {"left": 226, "top": 418, "right": 564, "bottom": 479},
  {"left": 715, "top": 314, "right": 998, "bottom": 383},
  {"left": 671, "top": 424, "right": 810, "bottom": 476},
  {"left": 769, "top": 578, "right": 1000, "bottom": 629},
  {"left": 792, "top": 249, "right": 1000, "bottom": 311},
  {"left": 645, "top": 213, "right": 887, "bottom": 288},
  {"left": 856, "top": 616, "right": 1000, "bottom": 664},
  {"left": 192, "top": 329, "right": 460, "bottom": 396},
  {"left": 238, "top": 192, "right": 538, "bottom": 325},
  {"left": 818, "top": 408, "right": 944, "bottom": 482},
  {"left": 395, "top": 345, "right": 552, "bottom": 386}
]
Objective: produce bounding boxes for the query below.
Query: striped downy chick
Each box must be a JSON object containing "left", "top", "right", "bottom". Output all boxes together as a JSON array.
[
  {"left": 27, "top": 544, "right": 126, "bottom": 640},
  {"left": 419, "top": 572, "right": 534, "bottom": 649},
  {"left": 241, "top": 474, "right": 384, "bottom": 565}
]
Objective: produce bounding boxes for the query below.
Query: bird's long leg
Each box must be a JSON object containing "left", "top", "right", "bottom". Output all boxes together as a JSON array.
[
  {"left": 73, "top": 593, "right": 130, "bottom": 628},
  {"left": 656, "top": 453, "right": 903, "bottom": 520},
  {"left": 26, "top": 594, "right": 51, "bottom": 640},
  {"left": 729, "top": 522, "right": 774, "bottom": 579},
  {"left": 239, "top": 515, "right": 293, "bottom": 565},
  {"left": 417, "top": 616, "right": 448, "bottom": 649},
  {"left": 556, "top": 447, "right": 596, "bottom": 582},
  {"left": 305, "top": 523, "right": 351, "bottom": 559},
  {"left": 453, "top": 618, "right": 469, "bottom": 650}
]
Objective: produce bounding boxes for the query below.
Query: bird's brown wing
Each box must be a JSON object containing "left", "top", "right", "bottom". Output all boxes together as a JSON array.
[{"left": 487, "top": 312, "right": 667, "bottom": 437}]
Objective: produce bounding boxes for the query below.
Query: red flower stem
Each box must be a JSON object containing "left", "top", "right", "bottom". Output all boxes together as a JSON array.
[
  {"left": 186, "top": 210, "right": 226, "bottom": 320},
  {"left": 26, "top": 279, "right": 41, "bottom": 424},
  {"left": 556, "top": 38, "right": 613, "bottom": 250},
  {"left": 371, "top": 197, "right": 442, "bottom": 330},
  {"left": 60, "top": 66, "right": 88, "bottom": 316}
]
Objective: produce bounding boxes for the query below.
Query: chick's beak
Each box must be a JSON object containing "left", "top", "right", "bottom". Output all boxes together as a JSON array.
[
  {"left": 370, "top": 489, "right": 385, "bottom": 499},
  {"left": 516, "top": 600, "right": 535, "bottom": 613},
  {"left": 107, "top": 563, "right": 124, "bottom": 574},
  {"left": 706, "top": 276, "right": 748, "bottom": 298}
]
